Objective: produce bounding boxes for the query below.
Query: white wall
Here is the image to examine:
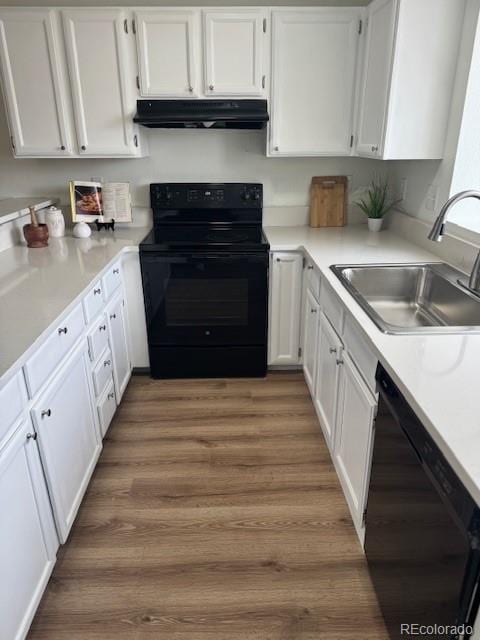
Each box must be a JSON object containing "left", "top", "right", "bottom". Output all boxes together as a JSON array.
[{"left": 0, "top": 97, "right": 382, "bottom": 223}]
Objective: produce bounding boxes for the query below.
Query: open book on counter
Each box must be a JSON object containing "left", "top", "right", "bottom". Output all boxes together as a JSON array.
[{"left": 69, "top": 181, "right": 132, "bottom": 223}]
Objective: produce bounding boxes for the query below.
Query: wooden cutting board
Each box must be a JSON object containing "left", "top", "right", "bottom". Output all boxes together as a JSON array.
[{"left": 309, "top": 176, "right": 348, "bottom": 227}]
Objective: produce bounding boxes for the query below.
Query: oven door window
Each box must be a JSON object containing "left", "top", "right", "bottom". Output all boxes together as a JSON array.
[{"left": 141, "top": 254, "right": 267, "bottom": 346}]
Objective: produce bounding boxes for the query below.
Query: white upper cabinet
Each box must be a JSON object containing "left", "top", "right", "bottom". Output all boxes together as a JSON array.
[
  {"left": 135, "top": 9, "right": 200, "bottom": 97},
  {"left": 269, "top": 252, "right": 303, "bottom": 366},
  {"left": 356, "top": 0, "right": 464, "bottom": 159},
  {"left": 355, "top": 0, "right": 395, "bottom": 158},
  {"left": 270, "top": 9, "right": 362, "bottom": 156},
  {"left": 203, "top": 9, "right": 266, "bottom": 96},
  {"left": 0, "top": 9, "right": 73, "bottom": 157},
  {"left": 62, "top": 9, "right": 141, "bottom": 157}
]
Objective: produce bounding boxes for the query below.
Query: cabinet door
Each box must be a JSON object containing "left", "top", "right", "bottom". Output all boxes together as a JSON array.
[
  {"left": 107, "top": 293, "right": 131, "bottom": 400},
  {"left": 204, "top": 9, "right": 265, "bottom": 96},
  {"left": 335, "top": 353, "right": 377, "bottom": 525},
  {"left": 135, "top": 9, "right": 199, "bottom": 97},
  {"left": 302, "top": 287, "right": 320, "bottom": 395},
  {"left": 314, "top": 312, "right": 342, "bottom": 450},
  {"left": 62, "top": 9, "right": 138, "bottom": 156},
  {"left": 0, "top": 419, "right": 58, "bottom": 640},
  {"left": 31, "top": 344, "right": 101, "bottom": 543},
  {"left": 0, "top": 9, "right": 72, "bottom": 156},
  {"left": 356, "top": 0, "right": 396, "bottom": 158},
  {"left": 270, "top": 9, "right": 361, "bottom": 156},
  {"left": 268, "top": 252, "right": 303, "bottom": 366}
]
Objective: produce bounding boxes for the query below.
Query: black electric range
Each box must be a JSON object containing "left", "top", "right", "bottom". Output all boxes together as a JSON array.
[{"left": 139, "top": 183, "right": 269, "bottom": 379}]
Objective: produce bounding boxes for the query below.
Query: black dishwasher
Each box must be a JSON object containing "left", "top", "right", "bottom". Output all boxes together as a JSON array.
[{"left": 365, "top": 365, "right": 480, "bottom": 640}]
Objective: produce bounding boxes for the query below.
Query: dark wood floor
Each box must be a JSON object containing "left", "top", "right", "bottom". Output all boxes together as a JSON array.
[{"left": 28, "top": 372, "right": 387, "bottom": 640}]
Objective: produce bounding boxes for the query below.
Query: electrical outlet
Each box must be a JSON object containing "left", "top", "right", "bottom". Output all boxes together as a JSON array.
[{"left": 425, "top": 184, "right": 438, "bottom": 212}]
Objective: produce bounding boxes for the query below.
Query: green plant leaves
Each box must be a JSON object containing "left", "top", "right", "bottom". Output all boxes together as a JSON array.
[{"left": 355, "top": 178, "right": 400, "bottom": 219}]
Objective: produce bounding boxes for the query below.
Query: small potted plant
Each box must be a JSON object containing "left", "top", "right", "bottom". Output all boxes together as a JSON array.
[{"left": 355, "top": 177, "right": 399, "bottom": 232}]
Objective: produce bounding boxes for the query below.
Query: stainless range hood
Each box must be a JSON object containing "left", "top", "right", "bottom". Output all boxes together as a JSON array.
[{"left": 133, "top": 99, "right": 269, "bottom": 130}]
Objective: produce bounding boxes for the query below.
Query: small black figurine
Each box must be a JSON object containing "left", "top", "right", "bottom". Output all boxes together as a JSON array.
[{"left": 95, "top": 218, "right": 115, "bottom": 232}]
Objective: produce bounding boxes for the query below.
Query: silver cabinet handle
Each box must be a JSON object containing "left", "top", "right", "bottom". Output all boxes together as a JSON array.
[
  {"left": 113, "top": 268, "right": 120, "bottom": 275},
  {"left": 58, "top": 326, "right": 68, "bottom": 335},
  {"left": 94, "top": 288, "right": 101, "bottom": 295},
  {"left": 188, "top": 86, "right": 193, "bottom": 93},
  {"left": 104, "top": 359, "right": 111, "bottom": 367},
  {"left": 329, "top": 347, "right": 337, "bottom": 354},
  {"left": 110, "top": 313, "right": 116, "bottom": 320},
  {"left": 307, "top": 265, "right": 314, "bottom": 270},
  {"left": 371, "top": 145, "right": 378, "bottom": 153},
  {"left": 99, "top": 324, "right": 106, "bottom": 332},
  {"left": 81, "top": 145, "right": 86, "bottom": 151},
  {"left": 336, "top": 358, "right": 344, "bottom": 366},
  {"left": 311, "top": 308, "right": 317, "bottom": 314},
  {"left": 274, "top": 146, "right": 279, "bottom": 152},
  {"left": 60, "top": 145, "right": 65, "bottom": 151},
  {"left": 26, "top": 432, "right": 37, "bottom": 441},
  {"left": 41, "top": 409, "right": 52, "bottom": 419},
  {"left": 209, "top": 84, "right": 214, "bottom": 91},
  {"left": 108, "top": 392, "right": 115, "bottom": 400}
]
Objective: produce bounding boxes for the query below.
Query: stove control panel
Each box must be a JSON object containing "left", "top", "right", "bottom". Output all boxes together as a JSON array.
[
  {"left": 187, "top": 188, "right": 225, "bottom": 203},
  {"left": 150, "top": 183, "right": 263, "bottom": 209}
]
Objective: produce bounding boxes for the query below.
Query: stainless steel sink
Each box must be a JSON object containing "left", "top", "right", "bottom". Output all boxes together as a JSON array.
[{"left": 330, "top": 263, "right": 480, "bottom": 334}]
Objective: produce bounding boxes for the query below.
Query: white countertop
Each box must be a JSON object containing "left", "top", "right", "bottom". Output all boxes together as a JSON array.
[
  {"left": 0, "top": 197, "right": 58, "bottom": 225},
  {"left": 2, "top": 221, "right": 480, "bottom": 506},
  {"left": 0, "top": 227, "right": 149, "bottom": 381},
  {"left": 265, "top": 224, "right": 480, "bottom": 506}
]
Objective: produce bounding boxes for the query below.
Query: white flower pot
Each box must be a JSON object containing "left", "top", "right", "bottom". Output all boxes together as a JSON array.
[{"left": 367, "top": 218, "right": 383, "bottom": 232}]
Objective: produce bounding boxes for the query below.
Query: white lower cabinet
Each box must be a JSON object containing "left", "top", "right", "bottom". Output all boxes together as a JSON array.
[
  {"left": 289, "top": 260, "right": 379, "bottom": 541},
  {"left": 335, "top": 352, "right": 377, "bottom": 531},
  {"left": 268, "top": 252, "right": 303, "bottom": 365},
  {"left": 302, "top": 286, "right": 320, "bottom": 394},
  {"left": 314, "top": 312, "right": 343, "bottom": 450},
  {"left": 0, "top": 418, "right": 58, "bottom": 640},
  {"left": 98, "top": 379, "right": 117, "bottom": 438},
  {"left": 107, "top": 292, "right": 131, "bottom": 400},
  {"left": 31, "top": 343, "right": 101, "bottom": 543}
]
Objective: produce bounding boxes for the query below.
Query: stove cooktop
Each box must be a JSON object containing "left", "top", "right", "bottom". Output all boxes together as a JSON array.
[{"left": 140, "top": 225, "right": 270, "bottom": 253}]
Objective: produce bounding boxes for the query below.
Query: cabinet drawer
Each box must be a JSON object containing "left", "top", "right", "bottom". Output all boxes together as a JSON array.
[
  {"left": 343, "top": 314, "right": 378, "bottom": 394},
  {"left": 102, "top": 261, "right": 122, "bottom": 300},
  {"left": 92, "top": 349, "right": 113, "bottom": 397},
  {"left": 321, "top": 280, "right": 344, "bottom": 335},
  {"left": 87, "top": 314, "right": 109, "bottom": 362},
  {"left": 305, "top": 261, "right": 321, "bottom": 302},
  {"left": 97, "top": 378, "right": 116, "bottom": 438},
  {"left": 24, "top": 303, "right": 85, "bottom": 397},
  {"left": 83, "top": 280, "right": 105, "bottom": 324},
  {"left": 0, "top": 370, "right": 28, "bottom": 448}
]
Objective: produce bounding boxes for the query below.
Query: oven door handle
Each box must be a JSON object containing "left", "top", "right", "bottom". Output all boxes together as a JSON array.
[{"left": 144, "top": 254, "right": 267, "bottom": 262}]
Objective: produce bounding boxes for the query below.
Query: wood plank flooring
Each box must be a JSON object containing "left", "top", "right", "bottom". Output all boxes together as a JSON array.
[{"left": 28, "top": 372, "right": 387, "bottom": 640}]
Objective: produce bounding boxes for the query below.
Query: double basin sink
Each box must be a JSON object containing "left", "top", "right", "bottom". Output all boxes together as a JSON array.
[{"left": 331, "top": 262, "right": 480, "bottom": 334}]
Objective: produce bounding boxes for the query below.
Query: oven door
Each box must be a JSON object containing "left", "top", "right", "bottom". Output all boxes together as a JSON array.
[{"left": 140, "top": 253, "right": 268, "bottom": 346}]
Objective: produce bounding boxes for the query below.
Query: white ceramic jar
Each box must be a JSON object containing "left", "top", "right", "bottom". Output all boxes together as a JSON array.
[{"left": 45, "top": 206, "right": 65, "bottom": 238}]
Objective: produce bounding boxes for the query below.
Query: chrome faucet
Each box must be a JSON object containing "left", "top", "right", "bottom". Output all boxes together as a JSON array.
[{"left": 428, "top": 190, "right": 480, "bottom": 294}]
